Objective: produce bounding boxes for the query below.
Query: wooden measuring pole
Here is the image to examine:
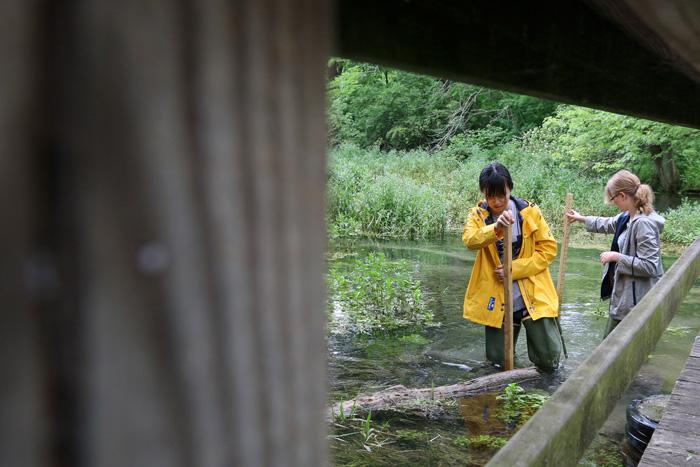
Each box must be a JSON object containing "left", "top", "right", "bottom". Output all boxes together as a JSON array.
[
  {"left": 556, "top": 193, "right": 574, "bottom": 306},
  {"left": 503, "top": 222, "right": 514, "bottom": 371}
]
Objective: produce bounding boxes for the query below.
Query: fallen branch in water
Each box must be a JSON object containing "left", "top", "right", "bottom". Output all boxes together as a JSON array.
[{"left": 327, "top": 367, "right": 540, "bottom": 421}]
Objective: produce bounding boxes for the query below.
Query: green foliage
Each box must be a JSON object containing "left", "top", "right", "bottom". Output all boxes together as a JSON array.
[
  {"left": 327, "top": 60, "right": 556, "bottom": 150},
  {"left": 665, "top": 326, "right": 693, "bottom": 337},
  {"left": 327, "top": 145, "right": 460, "bottom": 239},
  {"left": 327, "top": 87, "right": 700, "bottom": 245},
  {"left": 361, "top": 410, "right": 375, "bottom": 444},
  {"left": 398, "top": 334, "right": 430, "bottom": 345},
  {"left": 327, "top": 142, "right": 610, "bottom": 239},
  {"left": 579, "top": 436, "right": 625, "bottom": 467},
  {"left": 586, "top": 301, "right": 609, "bottom": 319},
  {"left": 496, "top": 383, "right": 550, "bottom": 427},
  {"left": 661, "top": 201, "right": 700, "bottom": 245},
  {"left": 529, "top": 105, "right": 700, "bottom": 191},
  {"left": 328, "top": 252, "right": 433, "bottom": 334},
  {"left": 453, "top": 435, "right": 471, "bottom": 448},
  {"left": 395, "top": 429, "right": 430, "bottom": 445},
  {"left": 453, "top": 434, "right": 508, "bottom": 450},
  {"left": 333, "top": 401, "right": 358, "bottom": 422}
]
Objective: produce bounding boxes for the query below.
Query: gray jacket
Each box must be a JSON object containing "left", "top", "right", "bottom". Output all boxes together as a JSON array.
[{"left": 585, "top": 211, "right": 665, "bottom": 320}]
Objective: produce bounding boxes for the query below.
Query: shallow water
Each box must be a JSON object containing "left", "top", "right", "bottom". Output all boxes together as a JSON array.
[{"left": 327, "top": 236, "right": 700, "bottom": 466}]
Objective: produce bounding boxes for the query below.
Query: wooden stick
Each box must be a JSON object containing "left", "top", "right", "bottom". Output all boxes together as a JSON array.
[
  {"left": 555, "top": 193, "right": 573, "bottom": 359},
  {"left": 556, "top": 193, "right": 574, "bottom": 306},
  {"left": 503, "top": 222, "right": 514, "bottom": 371}
]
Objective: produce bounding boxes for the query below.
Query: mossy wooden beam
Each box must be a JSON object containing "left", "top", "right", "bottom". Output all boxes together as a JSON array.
[
  {"left": 488, "top": 238, "right": 700, "bottom": 466},
  {"left": 336, "top": 0, "right": 700, "bottom": 129}
]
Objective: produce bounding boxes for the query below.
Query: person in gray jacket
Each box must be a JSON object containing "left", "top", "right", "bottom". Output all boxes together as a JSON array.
[{"left": 566, "top": 170, "right": 664, "bottom": 338}]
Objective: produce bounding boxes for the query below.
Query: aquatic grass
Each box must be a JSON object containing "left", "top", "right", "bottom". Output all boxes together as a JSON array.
[
  {"left": 585, "top": 301, "right": 609, "bottom": 319},
  {"left": 395, "top": 429, "right": 430, "bottom": 445},
  {"left": 497, "top": 383, "right": 550, "bottom": 428},
  {"left": 467, "top": 434, "right": 509, "bottom": 450},
  {"left": 360, "top": 410, "right": 375, "bottom": 444},
  {"left": 328, "top": 252, "right": 433, "bottom": 334}
]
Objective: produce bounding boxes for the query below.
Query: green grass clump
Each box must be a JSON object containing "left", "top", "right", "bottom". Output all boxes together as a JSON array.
[
  {"left": 328, "top": 252, "right": 433, "bottom": 334},
  {"left": 662, "top": 201, "right": 700, "bottom": 245},
  {"left": 453, "top": 434, "right": 509, "bottom": 450},
  {"left": 453, "top": 435, "right": 470, "bottom": 448},
  {"left": 327, "top": 145, "right": 456, "bottom": 239}
]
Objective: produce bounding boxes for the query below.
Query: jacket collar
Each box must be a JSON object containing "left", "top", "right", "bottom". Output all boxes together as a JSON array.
[{"left": 478, "top": 195, "right": 529, "bottom": 216}]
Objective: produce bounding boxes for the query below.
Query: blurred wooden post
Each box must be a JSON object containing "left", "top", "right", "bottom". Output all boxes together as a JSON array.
[
  {"left": 503, "top": 223, "right": 514, "bottom": 371},
  {"left": 557, "top": 193, "right": 574, "bottom": 305},
  {"left": 0, "top": 1, "right": 331, "bottom": 466}
]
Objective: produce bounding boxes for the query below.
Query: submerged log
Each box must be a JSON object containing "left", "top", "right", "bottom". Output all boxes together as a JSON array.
[{"left": 327, "top": 367, "right": 540, "bottom": 420}]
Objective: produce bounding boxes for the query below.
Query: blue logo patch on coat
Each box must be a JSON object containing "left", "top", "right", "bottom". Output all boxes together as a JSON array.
[{"left": 487, "top": 297, "right": 495, "bottom": 311}]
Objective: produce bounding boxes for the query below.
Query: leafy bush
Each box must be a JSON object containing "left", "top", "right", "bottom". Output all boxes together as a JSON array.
[
  {"left": 529, "top": 105, "right": 700, "bottom": 191},
  {"left": 661, "top": 201, "right": 700, "bottom": 245},
  {"left": 328, "top": 252, "right": 433, "bottom": 334}
]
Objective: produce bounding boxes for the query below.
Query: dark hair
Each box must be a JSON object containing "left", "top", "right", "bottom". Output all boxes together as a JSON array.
[{"left": 479, "top": 162, "right": 513, "bottom": 197}]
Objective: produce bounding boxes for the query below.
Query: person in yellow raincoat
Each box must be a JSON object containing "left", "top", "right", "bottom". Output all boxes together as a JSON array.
[{"left": 462, "top": 163, "right": 562, "bottom": 371}]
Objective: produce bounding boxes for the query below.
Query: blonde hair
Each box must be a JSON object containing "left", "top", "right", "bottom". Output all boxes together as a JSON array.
[{"left": 605, "top": 169, "right": 654, "bottom": 215}]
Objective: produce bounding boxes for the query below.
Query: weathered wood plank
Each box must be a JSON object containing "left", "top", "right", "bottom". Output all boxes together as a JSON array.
[
  {"left": 60, "top": 1, "right": 331, "bottom": 466},
  {"left": 641, "top": 331, "right": 700, "bottom": 466},
  {"left": 678, "top": 367, "right": 700, "bottom": 384},
  {"left": 668, "top": 381, "right": 700, "bottom": 402},
  {"left": 641, "top": 446, "right": 700, "bottom": 466},
  {"left": 0, "top": 2, "right": 49, "bottom": 467},
  {"left": 665, "top": 397, "right": 700, "bottom": 420},
  {"left": 338, "top": 0, "right": 700, "bottom": 129},
  {"left": 655, "top": 417, "right": 700, "bottom": 438},
  {"left": 689, "top": 340, "right": 700, "bottom": 358},
  {"left": 684, "top": 356, "right": 700, "bottom": 371},
  {"left": 644, "top": 428, "right": 700, "bottom": 454}
]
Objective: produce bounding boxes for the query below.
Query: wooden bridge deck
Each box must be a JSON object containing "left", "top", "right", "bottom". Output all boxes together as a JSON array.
[{"left": 639, "top": 333, "right": 700, "bottom": 466}]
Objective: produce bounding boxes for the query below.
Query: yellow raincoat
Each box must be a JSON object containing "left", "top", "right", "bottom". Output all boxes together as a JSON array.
[{"left": 462, "top": 198, "right": 559, "bottom": 328}]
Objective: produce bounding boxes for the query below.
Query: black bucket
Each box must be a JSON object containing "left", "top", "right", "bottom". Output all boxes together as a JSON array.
[{"left": 622, "top": 394, "right": 670, "bottom": 465}]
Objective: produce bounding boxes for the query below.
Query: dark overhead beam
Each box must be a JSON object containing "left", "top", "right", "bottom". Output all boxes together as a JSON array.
[{"left": 335, "top": 0, "right": 700, "bottom": 129}]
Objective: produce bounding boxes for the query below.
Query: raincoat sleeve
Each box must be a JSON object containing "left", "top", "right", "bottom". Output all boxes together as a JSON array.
[
  {"left": 617, "top": 218, "right": 661, "bottom": 278},
  {"left": 584, "top": 213, "right": 622, "bottom": 234},
  {"left": 512, "top": 207, "right": 557, "bottom": 280},
  {"left": 462, "top": 208, "right": 501, "bottom": 251}
]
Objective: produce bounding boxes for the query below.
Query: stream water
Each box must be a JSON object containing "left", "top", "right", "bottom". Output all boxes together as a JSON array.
[{"left": 327, "top": 236, "right": 700, "bottom": 466}]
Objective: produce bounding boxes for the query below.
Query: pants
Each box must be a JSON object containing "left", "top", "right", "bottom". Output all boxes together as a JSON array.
[{"left": 485, "top": 311, "right": 562, "bottom": 372}]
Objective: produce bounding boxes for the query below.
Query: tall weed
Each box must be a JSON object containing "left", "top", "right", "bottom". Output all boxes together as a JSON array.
[{"left": 327, "top": 142, "right": 698, "bottom": 245}]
